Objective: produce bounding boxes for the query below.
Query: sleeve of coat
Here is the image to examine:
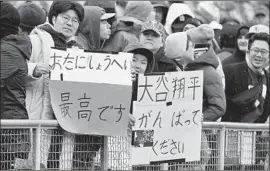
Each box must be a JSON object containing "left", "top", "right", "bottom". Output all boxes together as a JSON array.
[
  {"left": 203, "top": 67, "right": 226, "bottom": 121},
  {"left": 26, "top": 34, "right": 42, "bottom": 81}
]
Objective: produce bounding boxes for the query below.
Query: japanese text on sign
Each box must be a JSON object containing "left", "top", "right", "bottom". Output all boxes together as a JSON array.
[
  {"left": 132, "top": 71, "right": 203, "bottom": 164},
  {"left": 49, "top": 48, "right": 133, "bottom": 85}
]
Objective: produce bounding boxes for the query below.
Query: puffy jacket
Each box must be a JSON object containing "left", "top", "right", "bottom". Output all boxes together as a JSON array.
[
  {"left": 1, "top": 35, "right": 31, "bottom": 119},
  {"left": 185, "top": 48, "right": 226, "bottom": 121},
  {"left": 102, "top": 21, "right": 140, "bottom": 52},
  {"left": 153, "top": 47, "right": 177, "bottom": 72},
  {"left": 26, "top": 24, "right": 57, "bottom": 120}
]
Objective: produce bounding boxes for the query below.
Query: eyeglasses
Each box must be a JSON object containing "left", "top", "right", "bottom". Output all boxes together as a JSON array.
[
  {"left": 60, "top": 14, "right": 79, "bottom": 26},
  {"left": 250, "top": 48, "right": 269, "bottom": 57}
]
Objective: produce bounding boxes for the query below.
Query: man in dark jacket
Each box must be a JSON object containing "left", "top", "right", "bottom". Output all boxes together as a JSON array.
[
  {"left": 222, "top": 32, "right": 270, "bottom": 169},
  {"left": 139, "top": 20, "right": 177, "bottom": 72},
  {"left": 0, "top": 2, "right": 32, "bottom": 170},
  {"left": 222, "top": 33, "right": 269, "bottom": 123}
]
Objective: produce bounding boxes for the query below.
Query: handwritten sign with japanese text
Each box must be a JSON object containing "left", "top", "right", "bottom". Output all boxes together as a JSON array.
[
  {"left": 132, "top": 71, "right": 203, "bottom": 164},
  {"left": 49, "top": 48, "right": 133, "bottom": 136},
  {"left": 49, "top": 48, "right": 133, "bottom": 85},
  {"left": 49, "top": 81, "right": 132, "bottom": 136}
]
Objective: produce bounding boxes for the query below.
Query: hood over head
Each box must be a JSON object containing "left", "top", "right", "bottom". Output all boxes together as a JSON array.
[
  {"left": 235, "top": 25, "right": 249, "bottom": 51},
  {"left": 165, "top": 3, "right": 194, "bottom": 34},
  {"left": 165, "top": 32, "right": 188, "bottom": 59},
  {"left": 78, "top": 6, "right": 106, "bottom": 50},
  {"left": 1, "top": 34, "right": 32, "bottom": 60},
  {"left": 118, "top": 1, "right": 153, "bottom": 24}
]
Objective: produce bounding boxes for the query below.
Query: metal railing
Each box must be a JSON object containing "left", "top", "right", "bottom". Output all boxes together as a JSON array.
[{"left": 1, "top": 120, "right": 269, "bottom": 170}]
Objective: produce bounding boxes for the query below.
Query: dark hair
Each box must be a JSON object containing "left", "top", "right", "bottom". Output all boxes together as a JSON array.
[
  {"left": 183, "top": 18, "right": 203, "bottom": 28},
  {"left": 248, "top": 32, "right": 270, "bottom": 50},
  {"left": 48, "top": 1, "right": 84, "bottom": 25}
]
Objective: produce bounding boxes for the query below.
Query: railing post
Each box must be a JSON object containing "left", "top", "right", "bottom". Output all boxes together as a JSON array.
[
  {"left": 219, "top": 126, "right": 225, "bottom": 170},
  {"left": 161, "top": 163, "right": 169, "bottom": 170},
  {"left": 102, "top": 136, "right": 109, "bottom": 170},
  {"left": 34, "top": 124, "right": 41, "bottom": 170}
]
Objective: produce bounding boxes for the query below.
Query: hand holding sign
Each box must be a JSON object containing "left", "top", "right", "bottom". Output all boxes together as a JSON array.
[{"left": 33, "top": 63, "right": 51, "bottom": 77}]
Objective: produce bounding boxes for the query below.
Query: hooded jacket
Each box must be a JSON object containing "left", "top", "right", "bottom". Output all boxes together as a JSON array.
[
  {"left": 153, "top": 47, "right": 177, "bottom": 72},
  {"left": 75, "top": 6, "right": 106, "bottom": 50},
  {"left": 222, "top": 26, "right": 249, "bottom": 66},
  {"left": 164, "top": 3, "right": 195, "bottom": 34},
  {"left": 124, "top": 42, "right": 155, "bottom": 114},
  {"left": 1, "top": 35, "right": 31, "bottom": 119},
  {"left": 185, "top": 48, "right": 226, "bottom": 121},
  {"left": 102, "top": 20, "right": 141, "bottom": 52}
]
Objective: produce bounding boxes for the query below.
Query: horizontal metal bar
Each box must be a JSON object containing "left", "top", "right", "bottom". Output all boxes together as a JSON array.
[
  {"left": 0, "top": 119, "right": 58, "bottom": 128},
  {"left": 1, "top": 120, "right": 269, "bottom": 130},
  {"left": 202, "top": 122, "right": 269, "bottom": 130}
]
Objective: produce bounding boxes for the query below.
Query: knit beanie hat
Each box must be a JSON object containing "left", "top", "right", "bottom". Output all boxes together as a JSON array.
[
  {"left": 0, "top": 2, "right": 20, "bottom": 39},
  {"left": 186, "top": 24, "right": 214, "bottom": 44},
  {"left": 18, "top": 2, "right": 46, "bottom": 31},
  {"left": 118, "top": 1, "right": 153, "bottom": 24}
]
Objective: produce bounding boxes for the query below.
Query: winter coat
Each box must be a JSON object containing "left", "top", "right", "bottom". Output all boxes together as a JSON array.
[
  {"left": 185, "top": 48, "right": 226, "bottom": 122},
  {"left": 75, "top": 6, "right": 106, "bottom": 51},
  {"left": 222, "top": 62, "right": 270, "bottom": 123},
  {"left": 1, "top": 35, "right": 31, "bottom": 119},
  {"left": 153, "top": 47, "right": 177, "bottom": 72},
  {"left": 102, "top": 21, "right": 140, "bottom": 52},
  {"left": 222, "top": 26, "right": 249, "bottom": 66},
  {"left": 26, "top": 24, "right": 67, "bottom": 120}
]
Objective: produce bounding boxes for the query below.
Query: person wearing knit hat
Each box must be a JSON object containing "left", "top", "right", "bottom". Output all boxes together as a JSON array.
[
  {"left": 18, "top": 2, "right": 47, "bottom": 35},
  {"left": 139, "top": 20, "right": 177, "bottom": 72},
  {"left": 103, "top": 1, "right": 154, "bottom": 52},
  {"left": 0, "top": 2, "right": 32, "bottom": 170},
  {"left": 0, "top": 2, "right": 21, "bottom": 39}
]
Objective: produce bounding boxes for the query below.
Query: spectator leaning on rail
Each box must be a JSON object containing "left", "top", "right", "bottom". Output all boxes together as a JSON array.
[
  {"left": 222, "top": 32, "right": 270, "bottom": 123},
  {"left": 0, "top": 2, "right": 32, "bottom": 170},
  {"left": 25, "top": 1, "right": 84, "bottom": 169},
  {"left": 139, "top": 20, "right": 177, "bottom": 72}
]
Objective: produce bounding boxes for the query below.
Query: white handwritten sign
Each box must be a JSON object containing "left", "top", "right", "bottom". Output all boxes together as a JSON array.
[
  {"left": 49, "top": 48, "right": 133, "bottom": 136},
  {"left": 49, "top": 48, "right": 133, "bottom": 85},
  {"left": 49, "top": 81, "right": 132, "bottom": 136},
  {"left": 132, "top": 71, "right": 203, "bottom": 164}
]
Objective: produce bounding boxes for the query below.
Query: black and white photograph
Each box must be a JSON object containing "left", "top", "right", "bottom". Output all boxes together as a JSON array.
[{"left": 0, "top": 0, "right": 269, "bottom": 170}]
